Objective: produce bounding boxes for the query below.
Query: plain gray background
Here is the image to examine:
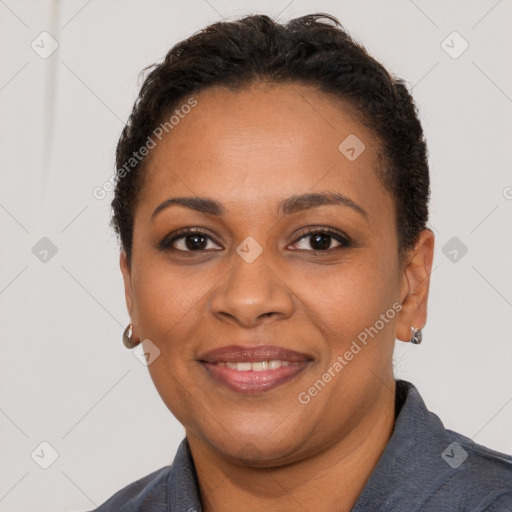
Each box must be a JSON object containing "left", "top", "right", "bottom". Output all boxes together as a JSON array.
[{"left": 1, "top": 0, "right": 511, "bottom": 510}]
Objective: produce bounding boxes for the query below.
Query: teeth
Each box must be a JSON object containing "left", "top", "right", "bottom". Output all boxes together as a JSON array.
[
  {"left": 252, "top": 361, "right": 268, "bottom": 371},
  {"left": 216, "top": 360, "right": 299, "bottom": 371}
]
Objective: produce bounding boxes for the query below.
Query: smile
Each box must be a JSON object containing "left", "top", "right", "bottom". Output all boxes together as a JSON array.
[
  {"left": 213, "top": 360, "right": 300, "bottom": 371},
  {"left": 198, "top": 344, "right": 313, "bottom": 393}
]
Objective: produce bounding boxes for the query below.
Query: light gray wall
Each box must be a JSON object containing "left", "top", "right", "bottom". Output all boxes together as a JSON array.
[{"left": 1, "top": 1, "right": 511, "bottom": 510}]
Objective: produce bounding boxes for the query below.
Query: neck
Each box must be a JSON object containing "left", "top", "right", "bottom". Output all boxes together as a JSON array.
[{"left": 188, "top": 378, "right": 397, "bottom": 512}]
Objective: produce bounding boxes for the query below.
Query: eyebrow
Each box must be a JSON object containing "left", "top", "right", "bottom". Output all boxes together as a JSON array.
[{"left": 150, "top": 192, "right": 368, "bottom": 221}]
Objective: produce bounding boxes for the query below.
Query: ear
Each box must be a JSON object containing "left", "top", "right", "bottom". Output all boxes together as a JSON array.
[
  {"left": 120, "top": 250, "right": 134, "bottom": 318},
  {"left": 120, "top": 251, "right": 142, "bottom": 347},
  {"left": 396, "top": 229, "right": 435, "bottom": 343}
]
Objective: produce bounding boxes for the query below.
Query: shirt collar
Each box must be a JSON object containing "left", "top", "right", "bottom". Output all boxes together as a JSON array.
[
  {"left": 351, "top": 379, "right": 460, "bottom": 511},
  {"left": 167, "top": 436, "right": 202, "bottom": 512}
]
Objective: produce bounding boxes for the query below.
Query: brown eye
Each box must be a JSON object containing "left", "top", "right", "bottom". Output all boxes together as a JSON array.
[
  {"left": 159, "top": 229, "right": 222, "bottom": 252},
  {"left": 290, "top": 229, "right": 350, "bottom": 252},
  {"left": 177, "top": 233, "right": 209, "bottom": 251}
]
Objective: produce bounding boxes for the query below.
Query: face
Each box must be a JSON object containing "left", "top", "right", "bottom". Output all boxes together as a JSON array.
[{"left": 120, "top": 83, "right": 433, "bottom": 465}]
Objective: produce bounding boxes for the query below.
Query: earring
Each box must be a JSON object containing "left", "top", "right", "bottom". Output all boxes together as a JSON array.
[
  {"left": 123, "top": 323, "right": 140, "bottom": 349},
  {"left": 410, "top": 327, "right": 422, "bottom": 345}
]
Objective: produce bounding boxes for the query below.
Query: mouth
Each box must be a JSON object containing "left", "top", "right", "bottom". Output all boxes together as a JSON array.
[{"left": 199, "top": 344, "right": 313, "bottom": 393}]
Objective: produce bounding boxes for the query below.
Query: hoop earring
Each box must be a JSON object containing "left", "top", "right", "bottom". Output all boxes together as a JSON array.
[
  {"left": 410, "top": 327, "right": 422, "bottom": 345},
  {"left": 123, "top": 323, "right": 140, "bottom": 349}
]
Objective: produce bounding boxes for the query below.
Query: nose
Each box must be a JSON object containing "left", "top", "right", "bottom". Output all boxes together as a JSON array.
[{"left": 209, "top": 249, "right": 295, "bottom": 328}]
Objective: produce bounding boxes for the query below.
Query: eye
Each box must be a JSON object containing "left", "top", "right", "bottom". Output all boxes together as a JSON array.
[
  {"left": 159, "top": 228, "right": 222, "bottom": 252},
  {"left": 290, "top": 229, "right": 350, "bottom": 252},
  {"left": 159, "top": 227, "right": 350, "bottom": 253}
]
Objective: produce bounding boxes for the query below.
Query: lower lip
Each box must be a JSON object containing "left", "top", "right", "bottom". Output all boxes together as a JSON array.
[{"left": 201, "top": 362, "right": 310, "bottom": 393}]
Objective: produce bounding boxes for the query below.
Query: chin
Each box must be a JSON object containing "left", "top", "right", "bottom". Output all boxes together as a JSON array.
[{"left": 206, "top": 424, "right": 307, "bottom": 467}]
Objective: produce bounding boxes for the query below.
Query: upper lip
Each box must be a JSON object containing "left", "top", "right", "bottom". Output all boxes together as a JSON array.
[{"left": 199, "top": 344, "right": 313, "bottom": 363}]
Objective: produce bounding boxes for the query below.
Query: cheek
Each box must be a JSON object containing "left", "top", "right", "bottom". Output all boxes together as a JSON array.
[
  {"left": 302, "top": 252, "right": 400, "bottom": 340},
  {"left": 133, "top": 259, "right": 208, "bottom": 421},
  {"left": 146, "top": 354, "right": 196, "bottom": 423},
  {"left": 132, "top": 256, "right": 214, "bottom": 346}
]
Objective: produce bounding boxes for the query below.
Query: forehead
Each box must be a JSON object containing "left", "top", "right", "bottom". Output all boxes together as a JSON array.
[{"left": 137, "top": 83, "right": 391, "bottom": 221}]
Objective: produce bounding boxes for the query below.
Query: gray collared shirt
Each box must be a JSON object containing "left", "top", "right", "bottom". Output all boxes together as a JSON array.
[{"left": 92, "top": 380, "right": 512, "bottom": 511}]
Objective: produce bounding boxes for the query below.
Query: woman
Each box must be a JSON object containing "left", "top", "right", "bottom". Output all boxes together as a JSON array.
[{"left": 94, "top": 13, "right": 512, "bottom": 511}]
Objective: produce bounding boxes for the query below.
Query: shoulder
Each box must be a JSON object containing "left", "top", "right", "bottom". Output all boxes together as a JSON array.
[
  {"left": 91, "top": 465, "right": 171, "bottom": 511},
  {"left": 441, "top": 428, "right": 512, "bottom": 510},
  {"left": 387, "top": 381, "right": 512, "bottom": 511}
]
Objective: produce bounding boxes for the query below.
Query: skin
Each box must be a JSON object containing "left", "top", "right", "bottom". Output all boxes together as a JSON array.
[{"left": 120, "top": 82, "right": 434, "bottom": 512}]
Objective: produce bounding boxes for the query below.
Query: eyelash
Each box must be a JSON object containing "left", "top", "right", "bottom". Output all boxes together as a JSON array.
[{"left": 159, "top": 227, "right": 351, "bottom": 253}]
